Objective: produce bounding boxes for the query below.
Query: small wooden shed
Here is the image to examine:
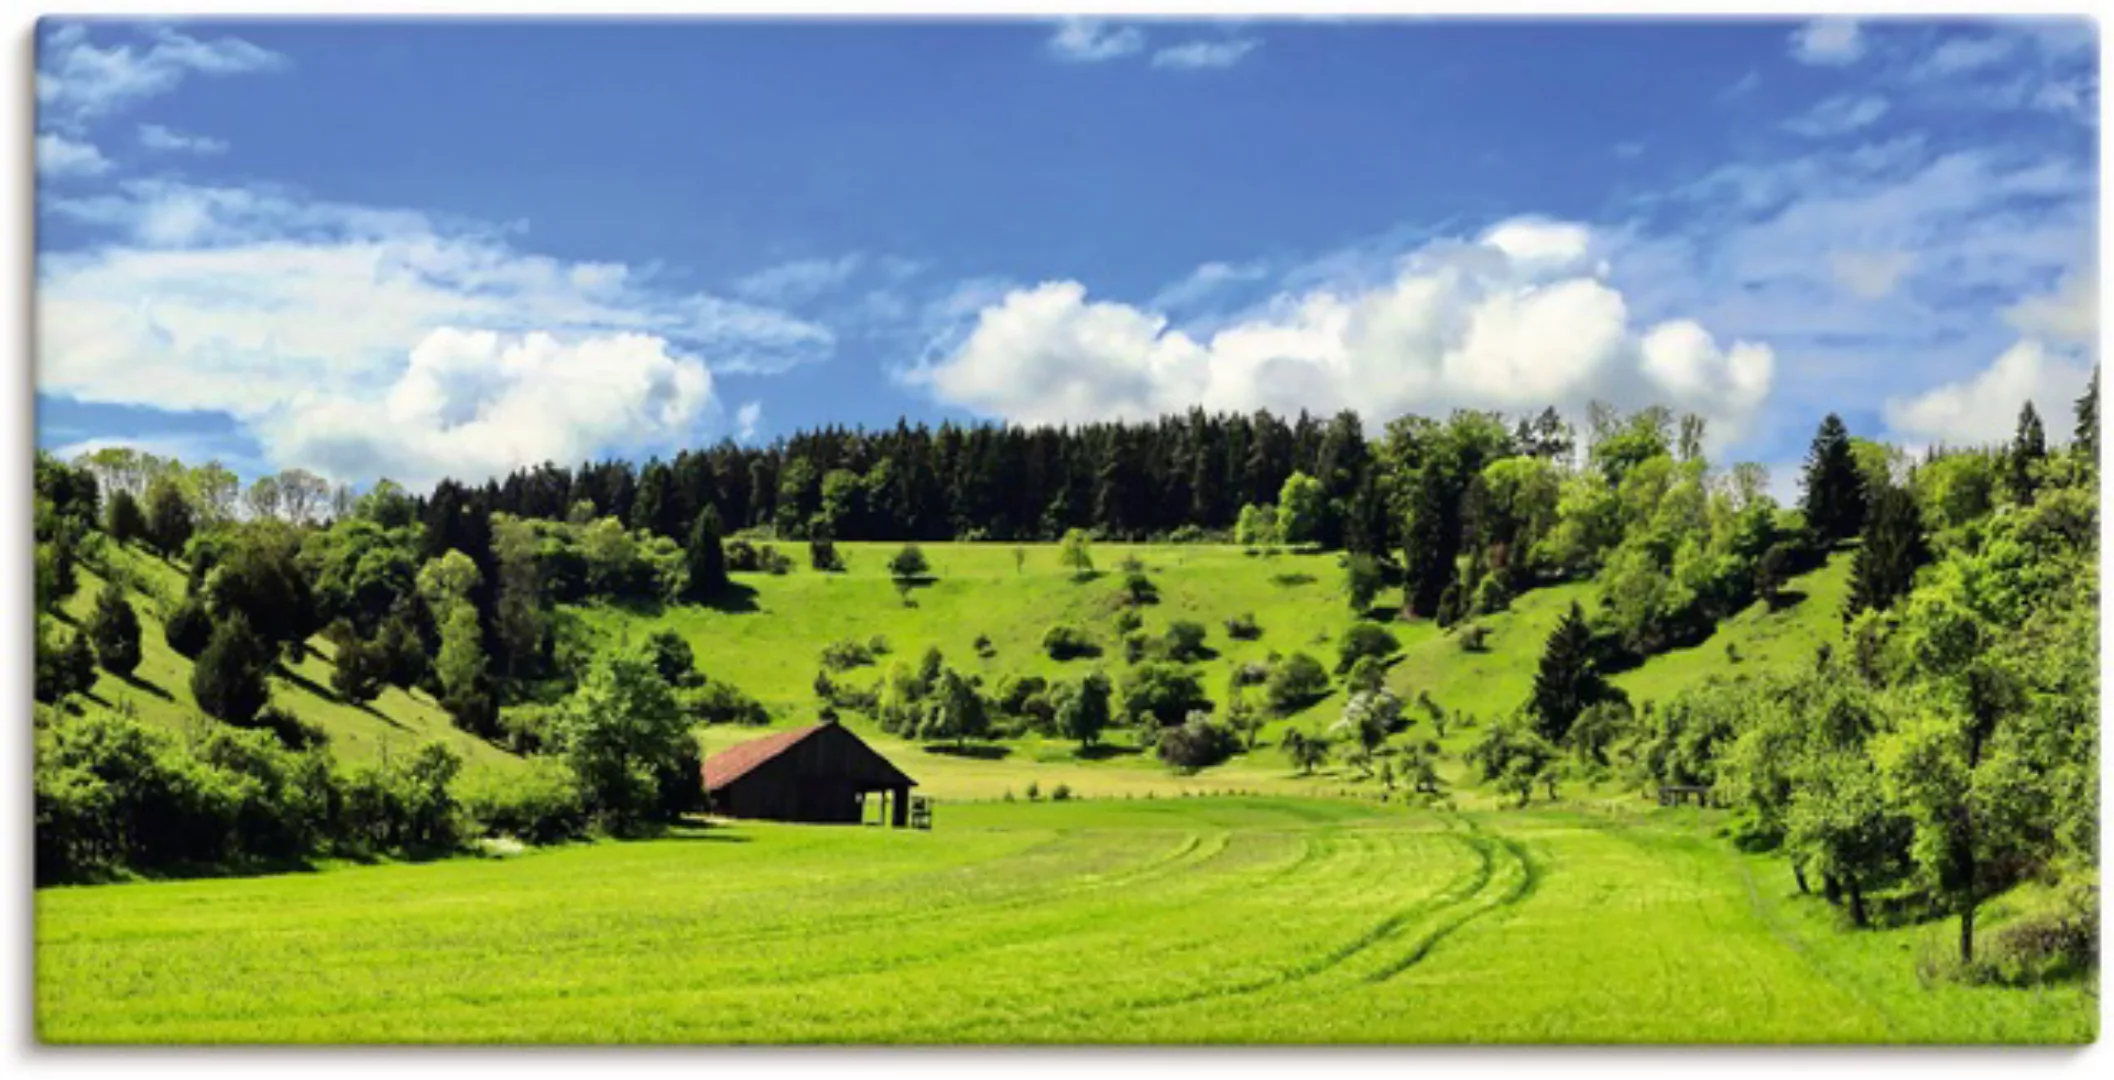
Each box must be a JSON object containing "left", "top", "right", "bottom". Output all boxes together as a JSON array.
[{"left": 701, "top": 721, "right": 920, "bottom": 826}]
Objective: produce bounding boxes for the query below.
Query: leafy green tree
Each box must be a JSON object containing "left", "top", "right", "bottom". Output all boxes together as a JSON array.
[
  {"left": 416, "top": 549, "right": 483, "bottom": 616},
  {"left": 1528, "top": 602, "right": 1616, "bottom": 744},
  {"left": 1332, "top": 689, "right": 1403, "bottom": 769},
  {"left": 1344, "top": 552, "right": 1382, "bottom": 613},
  {"left": 1786, "top": 745, "right": 1906, "bottom": 928},
  {"left": 1058, "top": 527, "right": 1094, "bottom": 577},
  {"left": 555, "top": 648, "right": 694, "bottom": 832},
  {"left": 105, "top": 489, "right": 146, "bottom": 547},
  {"left": 1800, "top": 413, "right": 1866, "bottom": 545},
  {"left": 205, "top": 521, "right": 320, "bottom": 659},
  {"left": 1334, "top": 620, "right": 1399, "bottom": 673},
  {"left": 643, "top": 629, "right": 702, "bottom": 688},
  {"left": 684, "top": 507, "right": 729, "bottom": 599},
  {"left": 87, "top": 579, "right": 142, "bottom": 677},
  {"left": 1276, "top": 471, "right": 1325, "bottom": 547},
  {"left": 2006, "top": 400, "right": 2047, "bottom": 506},
  {"left": 919, "top": 667, "right": 989, "bottom": 748},
  {"left": 1844, "top": 483, "right": 1929, "bottom": 620},
  {"left": 191, "top": 611, "right": 273, "bottom": 725},
  {"left": 1162, "top": 619, "right": 1210, "bottom": 663},
  {"left": 142, "top": 475, "right": 194, "bottom": 559},
  {"left": 1264, "top": 651, "right": 1330, "bottom": 715},
  {"left": 35, "top": 618, "right": 97, "bottom": 704},
  {"left": 889, "top": 543, "right": 931, "bottom": 582},
  {"left": 1233, "top": 503, "right": 1277, "bottom": 547},
  {"left": 435, "top": 603, "right": 494, "bottom": 734},
  {"left": 1343, "top": 654, "right": 1387, "bottom": 696},
  {"left": 1052, "top": 671, "right": 1113, "bottom": 750},
  {"left": 1282, "top": 728, "right": 1332, "bottom": 775},
  {"left": 1119, "top": 661, "right": 1209, "bottom": 728}
]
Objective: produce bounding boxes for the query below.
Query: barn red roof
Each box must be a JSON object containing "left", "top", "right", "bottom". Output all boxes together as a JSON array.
[{"left": 701, "top": 723, "right": 827, "bottom": 791}]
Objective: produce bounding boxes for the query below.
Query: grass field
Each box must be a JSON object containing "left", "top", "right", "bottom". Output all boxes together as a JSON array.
[{"left": 35, "top": 795, "right": 2094, "bottom": 1044}]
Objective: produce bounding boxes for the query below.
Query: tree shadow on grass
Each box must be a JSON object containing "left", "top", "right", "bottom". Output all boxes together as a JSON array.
[
  {"left": 115, "top": 672, "right": 173, "bottom": 702},
  {"left": 1763, "top": 589, "right": 1809, "bottom": 613},
  {"left": 702, "top": 580, "right": 762, "bottom": 614},
  {"left": 1075, "top": 743, "right": 1142, "bottom": 761},
  {"left": 277, "top": 664, "right": 346, "bottom": 706},
  {"left": 921, "top": 741, "right": 1013, "bottom": 760}
]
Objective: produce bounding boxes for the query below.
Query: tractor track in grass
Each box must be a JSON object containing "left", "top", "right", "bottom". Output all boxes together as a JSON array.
[{"left": 1363, "top": 821, "right": 1540, "bottom": 982}]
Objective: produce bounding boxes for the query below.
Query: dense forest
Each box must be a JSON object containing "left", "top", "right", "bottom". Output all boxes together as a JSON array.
[{"left": 32, "top": 379, "right": 2103, "bottom": 981}]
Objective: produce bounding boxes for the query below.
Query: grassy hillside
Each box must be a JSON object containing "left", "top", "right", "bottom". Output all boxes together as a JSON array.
[
  {"left": 36, "top": 796, "right": 2091, "bottom": 1044},
  {"left": 55, "top": 542, "right": 521, "bottom": 777},
  {"left": 595, "top": 541, "right": 1855, "bottom": 801}
]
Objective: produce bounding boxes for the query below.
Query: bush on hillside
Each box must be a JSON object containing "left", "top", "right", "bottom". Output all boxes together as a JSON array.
[
  {"left": 1042, "top": 623, "right": 1099, "bottom": 660},
  {"left": 1334, "top": 621, "right": 1399, "bottom": 673},
  {"left": 459, "top": 761, "right": 590, "bottom": 845},
  {"left": 1265, "top": 652, "right": 1330, "bottom": 715}
]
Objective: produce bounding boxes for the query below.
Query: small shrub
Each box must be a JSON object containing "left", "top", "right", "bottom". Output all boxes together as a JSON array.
[
  {"left": 1050, "top": 783, "right": 1072, "bottom": 802},
  {"left": 459, "top": 761, "right": 589, "bottom": 845},
  {"left": 1024, "top": 780, "right": 1041, "bottom": 801},
  {"left": 1230, "top": 660, "right": 1271, "bottom": 688},
  {"left": 724, "top": 538, "right": 760, "bottom": 573},
  {"left": 974, "top": 633, "right": 996, "bottom": 659},
  {"left": 758, "top": 544, "right": 794, "bottom": 575},
  {"left": 821, "top": 638, "right": 878, "bottom": 671},
  {"left": 1458, "top": 623, "right": 1490, "bottom": 652},
  {"left": 867, "top": 634, "right": 892, "bottom": 655},
  {"left": 1223, "top": 612, "right": 1262, "bottom": 640},
  {"left": 1113, "top": 608, "right": 1144, "bottom": 635},
  {"left": 1157, "top": 712, "right": 1239, "bottom": 773},
  {"left": 677, "top": 680, "right": 770, "bottom": 726},
  {"left": 888, "top": 544, "right": 931, "bottom": 581},
  {"left": 1334, "top": 621, "right": 1399, "bottom": 673},
  {"left": 1042, "top": 623, "right": 1099, "bottom": 660},
  {"left": 809, "top": 538, "right": 846, "bottom": 572},
  {"left": 1162, "top": 620, "right": 1210, "bottom": 663}
]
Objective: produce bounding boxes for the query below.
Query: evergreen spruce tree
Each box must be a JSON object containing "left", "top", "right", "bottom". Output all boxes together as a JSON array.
[
  {"left": 683, "top": 506, "right": 729, "bottom": 600},
  {"left": 2076, "top": 365, "right": 2099, "bottom": 472},
  {"left": 1529, "top": 602, "right": 1612, "bottom": 744},
  {"left": 105, "top": 489, "right": 146, "bottom": 548},
  {"left": 87, "top": 579, "right": 142, "bottom": 677},
  {"left": 2007, "top": 400, "right": 2047, "bottom": 505},
  {"left": 164, "top": 593, "right": 213, "bottom": 658},
  {"left": 192, "top": 611, "right": 273, "bottom": 725},
  {"left": 1800, "top": 413, "right": 1866, "bottom": 544},
  {"left": 1844, "top": 483, "right": 1930, "bottom": 620},
  {"left": 142, "top": 476, "right": 194, "bottom": 559}
]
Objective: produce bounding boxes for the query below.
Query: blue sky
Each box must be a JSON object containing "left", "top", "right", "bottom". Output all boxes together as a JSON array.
[{"left": 34, "top": 16, "right": 2099, "bottom": 496}]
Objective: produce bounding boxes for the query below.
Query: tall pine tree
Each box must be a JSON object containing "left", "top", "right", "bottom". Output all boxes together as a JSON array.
[
  {"left": 1529, "top": 602, "right": 1614, "bottom": 744},
  {"left": 2076, "top": 366, "right": 2099, "bottom": 472},
  {"left": 1801, "top": 413, "right": 1866, "bottom": 545},
  {"left": 684, "top": 506, "right": 729, "bottom": 600},
  {"left": 1844, "top": 483, "right": 1930, "bottom": 620},
  {"left": 2006, "top": 400, "right": 2047, "bottom": 505}
]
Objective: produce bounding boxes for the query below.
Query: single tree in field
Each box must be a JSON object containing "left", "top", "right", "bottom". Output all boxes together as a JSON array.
[
  {"left": 2006, "top": 400, "right": 2047, "bottom": 506},
  {"left": 889, "top": 543, "right": 930, "bottom": 582},
  {"left": 87, "top": 579, "right": 142, "bottom": 677},
  {"left": 684, "top": 506, "right": 729, "bottom": 599},
  {"left": 142, "top": 475, "right": 194, "bottom": 559},
  {"left": 1529, "top": 602, "right": 1615, "bottom": 745},
  {"left": 1800, "top": 413, "right": 1866, "bottom": 545},
  {"left": 164, "top": 593, "right": 213, "bottom": 659},
  {"left": 2075, "top": 365, "right": 2099, "bottom": 471},
  {"left": 1058, "top": 527, "right": 1094, "bottom": 578},
  {"left": 1276, "top": 471, "right": 1325, "bottom": 547},
  {"left": 919, "top": 667, "right": 989, "bottom": 749},
  {"left": 1282, "top": 728, "right": 1332, "bottom": 775},
  {"left": 105, "top": 489, "right": 146, "bottom": 548},
  {"left": 1053, "top": 671, "right": 1113, "bottom": 750},
  {"left": 192, "top": 610, "right": 273, "bottom": 725},
  {"left": 1843, "top": 483, "right": 1929, "bottom": 620},
  {"left": 555, "top": 649, "right": 693, "bottom": 832}
]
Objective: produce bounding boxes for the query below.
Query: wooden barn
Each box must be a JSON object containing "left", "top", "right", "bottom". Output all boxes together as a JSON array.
[{"left": 701, "top": 721, "right": 922, "bottom": 827}]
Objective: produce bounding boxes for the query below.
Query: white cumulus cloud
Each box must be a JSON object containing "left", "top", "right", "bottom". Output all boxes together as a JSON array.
[
  {"left": 905, "top": 218, "right": 1776, "bottom": 445},
  {"left": 1884, "top": 338, "right": 2093, "bottom": 447},
  {"left": 37, "top": 180, "right": 832, "bottom": 485},
  {"left": 39, "top": 22, "right": 286, "bottom": 128}
]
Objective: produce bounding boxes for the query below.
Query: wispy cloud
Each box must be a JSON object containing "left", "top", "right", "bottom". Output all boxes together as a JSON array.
[
  {"left": 1047, "top": 19, "right": 1144, "bottom": 63},
  {"left": 734, "top": 254, "right": 866, "bottom": 306},
  {"left": 37, "top": 132, "right": 111, "bottom": 179},
  {"left": 38, "top": 22, "right": 286, "bottom": 130},
  {"left": 1782, "top": 94, "right": 1890, "bottom": 138},
  {"left": 1151, "top": 37, "right": 1261, "bottom": 71},
  {"left": 1789, "top": 18, "right": 1865, "bottom": 66},
  {"left": 137, "top": 122, "right": 228, "bottom": 155}
]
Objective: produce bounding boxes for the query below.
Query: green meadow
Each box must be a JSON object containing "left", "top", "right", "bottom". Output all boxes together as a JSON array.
[{"left": 36, "top": 795, "right": 2093, "bottom": 1044}]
